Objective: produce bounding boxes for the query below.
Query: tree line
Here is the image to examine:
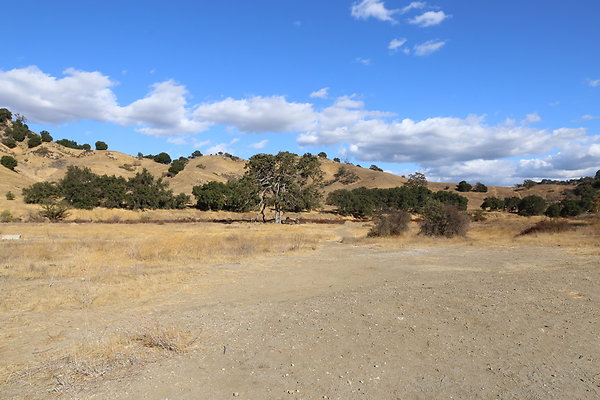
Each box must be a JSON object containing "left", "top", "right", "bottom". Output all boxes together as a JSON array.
[{"left": 22, "top": 166, "right": 189, "bottom": 210}]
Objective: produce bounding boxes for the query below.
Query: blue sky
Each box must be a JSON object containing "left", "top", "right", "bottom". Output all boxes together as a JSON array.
[{"left": 0, "top": 0, "right": 598, "bottom": 185}]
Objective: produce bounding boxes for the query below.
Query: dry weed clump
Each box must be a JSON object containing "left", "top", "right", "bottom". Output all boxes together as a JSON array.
[
  {"left": 367, "top": 211, "right": 411, "bottom": 237},
  {"left": 419, "top": 203, "right": 469, "bottom": 238},
  {"left": 518, "top": 219, "right": 574, "bottom": 236},
  {"left": 8, "top": 324, "right": 195, "bottom": 394}
]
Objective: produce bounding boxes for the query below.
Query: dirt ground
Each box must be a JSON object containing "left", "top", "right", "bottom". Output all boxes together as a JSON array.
[{"left": 1, "top": 222, "right": 599, "bottom": 399}]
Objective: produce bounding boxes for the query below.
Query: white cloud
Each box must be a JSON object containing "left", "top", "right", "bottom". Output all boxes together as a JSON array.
[
  {"left": 194, "top": 96, "right": 316, "bottom": 133},
  {"left": 401, "top": 2, "right": 426, "bottom": 14},
  {"left": 409, "top": 11, "right": 450, "bottom": 27},
  {"left": 206, "top": 138, "right": 240, "bottom": 155},
  {"left": 413, "top": 40, "right": 446, "bottom": 56},
  {"left": 351, "top": 0, "right": 397, "bottom": 23},
  {"left": 0, "top": 66, "right": 209, "bottom": 136},
  {"left": 310, "top": 87, "right": 329, "bottom": 99},
  {"left": 388, "top": 38, "right": 407, "bottom": 51},
  {"left": 587, "top": 78, "right": 600, "bottom": 87},
  {"left": 523, "top": 112, "right": 542, "bottom": 123},
  {"left": 120, "top": 80, "right": 210, "bottom": 136},
  {"left": 355, "top": 57, "right": 372, "bottom": 66},
  {"left": 581, "top": 114, "right": 599, "bottom": 120},
  {"left": 249, "top": 139, "right": 269, "bottom": 149}
]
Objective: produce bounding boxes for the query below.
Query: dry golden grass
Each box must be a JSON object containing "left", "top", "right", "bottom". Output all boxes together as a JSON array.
[
  {"left": 342, "top": 212, "right": 600, "bottom": 250},
  {"left": 5, "top": 322, "right": 195, "bottom": 393},
  {"left": 0, "top": 222, "right": 334, "bottom": 312}
]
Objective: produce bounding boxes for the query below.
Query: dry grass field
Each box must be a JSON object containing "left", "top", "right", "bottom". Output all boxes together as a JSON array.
[{"left": 1, "top": 215, "right": 599, "bottom": 399}]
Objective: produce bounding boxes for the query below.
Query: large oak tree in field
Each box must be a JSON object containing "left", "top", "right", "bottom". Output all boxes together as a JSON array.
[{"left": 244, "top": 152, "right": 323, "bottom": 223}]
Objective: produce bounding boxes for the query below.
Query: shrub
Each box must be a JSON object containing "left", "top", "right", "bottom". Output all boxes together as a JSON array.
[
  {"left": 419, "top": 201, "right": 469, "bottom": 237},
  {"left": 22, "top": 182, "right": 61, "bottom": 203},
  {"left": 196, "top": 163, "right": 206, "bottom": 169},
  {"left": 95, "top": 141, "right": 108, "bottom": 150},
  {"left": 6, "top": 191, "right": 15, "bottom": 200},
  {"left": 367, "top": 211, "right": 411, "bottom": 237},
  {"left": 0, "top": 108, "right": 12, "bottom": 122},
  {"left": 153, "top": 152, "right": 172, "bottom": 165},
  {"left": 167, "top": 158, "right": 187, "bottom": 176},
  {"left": 544, "top": 203, "right": 562, "bottom": 218},
  {"left": 334, "top": 166, "right": 359, "bottom": 184},
  {"left": 519, "top": 219, "right": 573, "bottom": 236},
  {"left": 27, "top": 135, "right": 42, "bottom": 148},
  {"left": 406, "top": 172, "right": 427, "bottom": 188},
  {"left": 333, "top": 157, "right": 341, "bottom": 163},
  {"left": 369, "top": 164, "right": 383, "bottom": 172},
  {"left": 559, "top": 198, "right": 585, "bottom": 217},
  {"left": 473, "top": 182, "right": 488, "bottom": 192},
  {"left": 456, "top": 181, "right": 472, "bottom": 192},
  {"left": 40, "top": 130, "right": 53, "bottom": 142},
  {"left": 1, "top": 155, "right": 17, "bottom": 170},
  {"left": 518, "top": 195, "right": 547, "bottom": 216},
  {"left": 0, "top": 210, "right": 14, "bottom": 222},
  {"left": 189, "top": 150, "right": 203, "bottom": 158},
  {"left": 432, "top": 191, "right": 468, "bottom": 210},
  {"left": 39, "top": 200, "right": 70, "bottom": 222},
  {"left": 119, "top": 164, "right": 136, "bottom": 171},
  {"left": 318, "top": 152, "right": 327, "bottom": 158},
  {"left": 481, "top": 197, "right": 504, "bottom": 211},
  {"left": 1, "top": 137, "right": 17, "bottom": 148}
]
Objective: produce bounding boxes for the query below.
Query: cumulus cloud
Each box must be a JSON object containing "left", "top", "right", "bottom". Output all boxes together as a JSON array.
[
  {"left": 409, "top": 10, "right": 449, "bottom": 27},
  {"left": 194, "top": 96, "right": 316, "bottom": 133},
  {"left": 310, "top": 87, "right": 329, "bottom": 99},
  {"left": 388, "top": 38, "right": 407, "bottom": 51},
  {"left": 0, "top": 66, "right": 208, "bottom": 136},
  {"left": 413, "top": 40, "right": 446, "bottom": 56},
  {"left": 249, "top": 139, "right": 269, "bottom": 149},
  {"left": 351, "top": 0, "right": 397, "bottom": 23}
]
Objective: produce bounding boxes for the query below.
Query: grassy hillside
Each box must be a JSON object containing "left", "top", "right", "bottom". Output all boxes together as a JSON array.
[{"left": 0, "top": 124, "right": 573, "bottom": 215}]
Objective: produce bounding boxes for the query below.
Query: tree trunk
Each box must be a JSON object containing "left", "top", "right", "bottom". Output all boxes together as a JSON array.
[{"left": 275, "top": 210, "right": 282, "bottom": 224}]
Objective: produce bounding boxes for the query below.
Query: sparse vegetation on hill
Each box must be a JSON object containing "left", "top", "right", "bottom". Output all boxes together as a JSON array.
[
  {"left": 332, "top": 166, "right": 360, "bottom": 184},
  {"left": 56, "top": 138, "right": 91, "bottom": 150}
]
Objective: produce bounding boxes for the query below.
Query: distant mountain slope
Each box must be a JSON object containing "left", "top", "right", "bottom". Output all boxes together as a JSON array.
[{"left": 0, "top": 132, "right": 570, "bottom": 211}]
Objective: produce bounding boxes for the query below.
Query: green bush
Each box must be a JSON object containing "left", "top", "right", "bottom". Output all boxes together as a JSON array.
[
  {"left": 22, "top": 182, "right": 61, "bottom": 203},
  {"left": 6, "top": 191, "right": 15, "bottom": 200},
  {"left": 473, "top": 182, "right": 488, "bottom": 192},
  {"left": 0, "top": 108, "right": 12, "bottom": 122},
  {"left": 456, "top": 181, "right": 472, "bottom": 192},
  {"left": 544, "top": 203, "right": 561, "bottom": 218},
  {"left": 419, "top": 201, "right": 469, "bottom": 237},
  {"left": 369, "top": 164, "right": 383, "bottom": 172},
  {"left": 27, "top": 135, "right": 42, "bottom": 148},
  {"left": 367, "top": 211, "right": 411, "bottom": 237},
  {"left": 40, "top": 130, "right": 53, "bottom": 142},
  {"left": 1, "top": 137, "right": 17, "bottom": 148},
  {"left": 1, "top": 155, "right": 17, "bottom": 170},
  {"left": 95, "top": 141, "right": 108, "bottom": 150},
  {"left": 518, "top": 195, "right": 547, "bottom": 216}
]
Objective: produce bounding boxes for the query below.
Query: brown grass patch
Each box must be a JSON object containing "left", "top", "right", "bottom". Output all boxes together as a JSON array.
[{"left": 518, "top": 219, "right": 574, "bottom": 236}]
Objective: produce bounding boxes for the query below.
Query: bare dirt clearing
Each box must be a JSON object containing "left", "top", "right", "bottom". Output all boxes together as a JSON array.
[{"left": 1, "top": 220, "right": 599, "bottom": 399}]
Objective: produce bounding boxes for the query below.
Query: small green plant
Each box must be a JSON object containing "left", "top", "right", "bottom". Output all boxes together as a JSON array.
[
  {"left": 6, "top": 191, "right": 15, "bottom": 200},
  {"left": 195, "top": 163, "right": 206, "bottom": 169}
]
